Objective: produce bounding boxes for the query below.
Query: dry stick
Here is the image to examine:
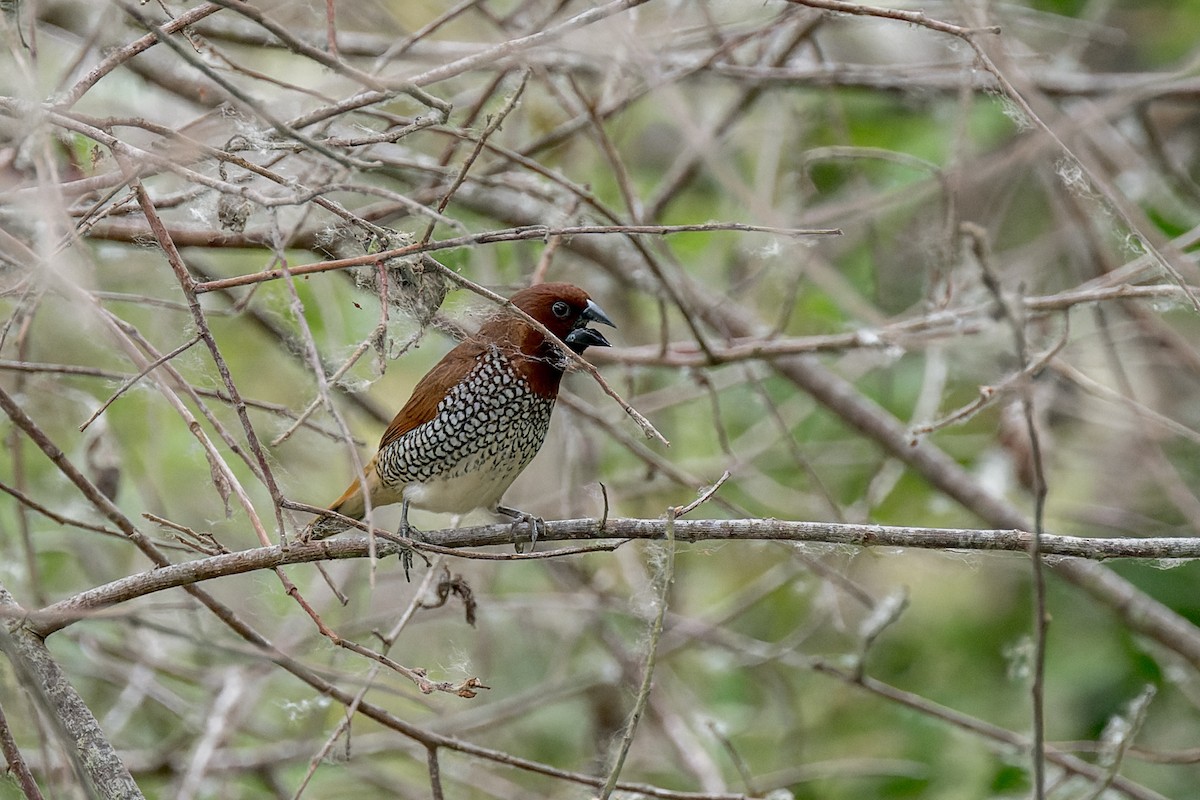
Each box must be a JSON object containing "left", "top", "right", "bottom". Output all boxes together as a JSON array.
[
  {"left": 969, "top": 223, "right": 1051, "bottom": 799},
  {"left": 809, "top": 662, "right": 1169, "bottom": 800},
  {"left": 771, "top": 367, "right": 1200, "bottom": 672},
  {"left": 426, "top": 746, "right": 445, "bottom": 800},
  {"left": 678, "top": 61, "right": 1200, "bottom": 100},
  {"left": 1054, "top": 360, "right": 1200, "bottom": 446},
  {"left": 790, "top": 11, "right": 1200, "bottom": 688},
  {"left": 118, "top": 2, "right": 375, "bottom": 173},
  {"left": 506, "top": 11, "right": 774, "bottom": 165},
  {"left": 0, "top": 583, "right": 141, "bottom": 800},
  {"left": 787, "top": 0, "right": 1000, "bottom": 36},
  {"left": 61, "top": 110, "right": 421, "bottom": 239},
  {"left": 0, "top": 628, "right": 132, "bottom": 800},
  {"left": 203, "top": 0, "right": 450, "bottom": 116},
  {"left": 706, "top": 720, "right": 759, "bottom": 797},
  {"left": 273, "top": 262, "right": 388, "bottom": 586},
  {"left": 0, "top": 359, "right": 348, "bottom": 441},
  {"left": 267, "top": 333, "right": 377, "bottom": 447},
  {"left": 30, "top": 105, "right": 281, "bottom": 209},
  {"left": 289, "top": 563, "right": 444, "bottom": 800},
  {"left": 175, "top": 670, "right": 252, "bottom": 800},
  {"left": 331, "top": 636, "right": 485, "bottom": 698},
  {"left": 600, "top": 507, "right": 677, "bottom": 800},
  {"left": 0, "top": 480, "right": 122, "bottom": 538},
  {"left": 192, "top": 223, "right": 837, "bottom": 292},
  {"left": 87, "top": 301, "right": 272, "bottom": 542},
  {"left": 395, "top": 0, "right": 644, "bottom": 93},
  {"left": 282, "top": 0, "right": 650, "bottom": 131},
  {"left": 53, "top": 2, "right": 223, "bottom": 108},
  {"left": 947, "top": 7, "right": 1200, "bottom": 313},
  {"left": 530, "top": 193, "right": 580, "bottom": 284},
  {"left": 600, "top": 476, "right": 728, "bottom": 797},
  {"left": 78, "top": 333, "right": 202, "bottom": 433},
  {"left": 911, "top": 325, "right": 1069, "bottom": 436},
  {"left": 183, "top": 578, "right": 747, "bottom": 800},
  {"left": 420, "top": 70, "right": 531, "bottom": 245},
  {"left": 114, "top": 184, "right": 340, "bottom": 638},
  {"left": 599, "top": 281, "right": 1200, "bottom": 368},
  {"left": 0, "top": 392, "right": 436, "bottom": 788},
  {"left": 322, "top": 0, "right": 337, "bottom": 58},
  {"left": 201, "top": 45, "right": 339, "bottom": 106},
  {"left": 188, "top": 259, "right": 390, "bottom": 435},
  {"left": 143, "top": 513, "right": 228, "bottom": 556},
  {"left": 3, "top": 298, "right": 46, "bottom": 608},
  {"left": 267, "top": 249, "right": 419, "bottom": 450},
  {"left": 646, "top": 7, "right": 822, "bottom": 220},
  {"left": 7, "top": 513, "right": 1179, "bottom": 800},
  {"left": 570, "top": 75, "right": 644, "bottom": 222},
  {"left": 543, "top": 76, "right": 725, "bottom": 361},
  {"left": 1080, "top": 688, "right": 1157, "bottom": 800},
  {"left": 26, "top": 517, "right": 1200, "bottom": 638},
  {"left": 103, "top": 316, "right": 272, "bottom": 485},
  {"left": 430, "top": 69, "right": 511, "bottom": 169},
  {"left": 74, "top": 266, "right": 267, "bottom": 546},
  {"left": 132, "top": 183, "right": 290, "bottom": 541},
  {"left": 370, "top": 0, "right": 478, "bottom": 67},
  {"left": 0, "top": 381, "right": 210, "bottom": 571},
  {"left": 0, "top": 697, "right": 46, "bottom": 800}
]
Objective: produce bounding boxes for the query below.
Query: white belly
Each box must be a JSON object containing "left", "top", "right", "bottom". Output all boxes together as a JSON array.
[{"left": 402, "top": 464, "right": 522, "bottom": 515}]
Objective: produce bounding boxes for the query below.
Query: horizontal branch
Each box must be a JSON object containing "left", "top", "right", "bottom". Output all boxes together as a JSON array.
[
  {"left": 25, "top": 518, "right": 1199, "bottom": 637},
  {"left": 192, "top": 223, "right": 839, "bottom": 293},
  {"left": 184, "top": 17, "right": 1200, "bottom": 102}
]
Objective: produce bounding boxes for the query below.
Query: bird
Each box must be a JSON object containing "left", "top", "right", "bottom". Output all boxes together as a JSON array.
[{"left": 306, "top": 282, "right": 614, "bottom": 552}]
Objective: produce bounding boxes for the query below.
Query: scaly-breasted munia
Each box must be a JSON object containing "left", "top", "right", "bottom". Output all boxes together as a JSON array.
[{"left": 307, "top": 282, "right": 614, "bottom": 543}]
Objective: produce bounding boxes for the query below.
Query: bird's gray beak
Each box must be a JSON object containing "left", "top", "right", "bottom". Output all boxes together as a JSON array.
[
  {"left": 564, "top": 326, "right": 611, "bottom": 352},
  {"left": 581, "top": 299, "right": 616, "bottom": 328},
  {"left": 566, "top": 299, "right": 615, "bottom": 353}
]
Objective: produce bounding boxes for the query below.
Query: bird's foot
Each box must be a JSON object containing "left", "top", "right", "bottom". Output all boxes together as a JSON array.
[
  {"left": 496, "top": 505, "right": 544, "bottom": 553},
  {"left": 370, "top": 500, "right": 430, "bottom": 581},
  {"left": 394, "top": 517, "right": 428, "bottom": 582}
]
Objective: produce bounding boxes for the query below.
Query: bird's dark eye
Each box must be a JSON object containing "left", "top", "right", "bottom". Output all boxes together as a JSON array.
[{"left": 551, "top": 300, "right": 571, "bottom": 319}]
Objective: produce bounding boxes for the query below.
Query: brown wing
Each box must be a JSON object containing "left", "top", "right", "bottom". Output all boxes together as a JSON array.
[{"left": 377, "top": 338, "right": 483, "bottom": 450}]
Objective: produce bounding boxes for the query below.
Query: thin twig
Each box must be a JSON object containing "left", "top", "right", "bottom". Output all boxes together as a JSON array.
[
  {"left": 967, "top": 222, "right": 1050, "bottom": 799},
  {"left": 0, "top": 699, "right": 45, "bottom": 800},
  {"left": 599, "top": 506, "right": 676, "bottom": 800},
  {"left": 191, "top": 223, "right": 840, "bottom": 293},
  {"left": 78, "top": 333, "right": 202, "bottom": 432},
  {"left": 786, "top": 0, "right": 1000, "bottom": 36}
]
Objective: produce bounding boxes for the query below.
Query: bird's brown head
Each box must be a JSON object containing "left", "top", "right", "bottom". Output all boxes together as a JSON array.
[
  {"left": 483, "top": 282, "right": 614, "bottom": 353},
  {"left": 478, "top": 282, "right": 615, "bottom": 391}
]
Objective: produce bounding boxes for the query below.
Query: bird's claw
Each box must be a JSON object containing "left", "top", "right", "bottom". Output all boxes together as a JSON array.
[
  {"left": 390, "top": 499, "right": 431, "bottom": 581},
  {"left": 497, "top": 505, "right": 543, "bottom": 553},
  {"left": 395, "top": 520, "right": 427, "bottom": 581}
]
